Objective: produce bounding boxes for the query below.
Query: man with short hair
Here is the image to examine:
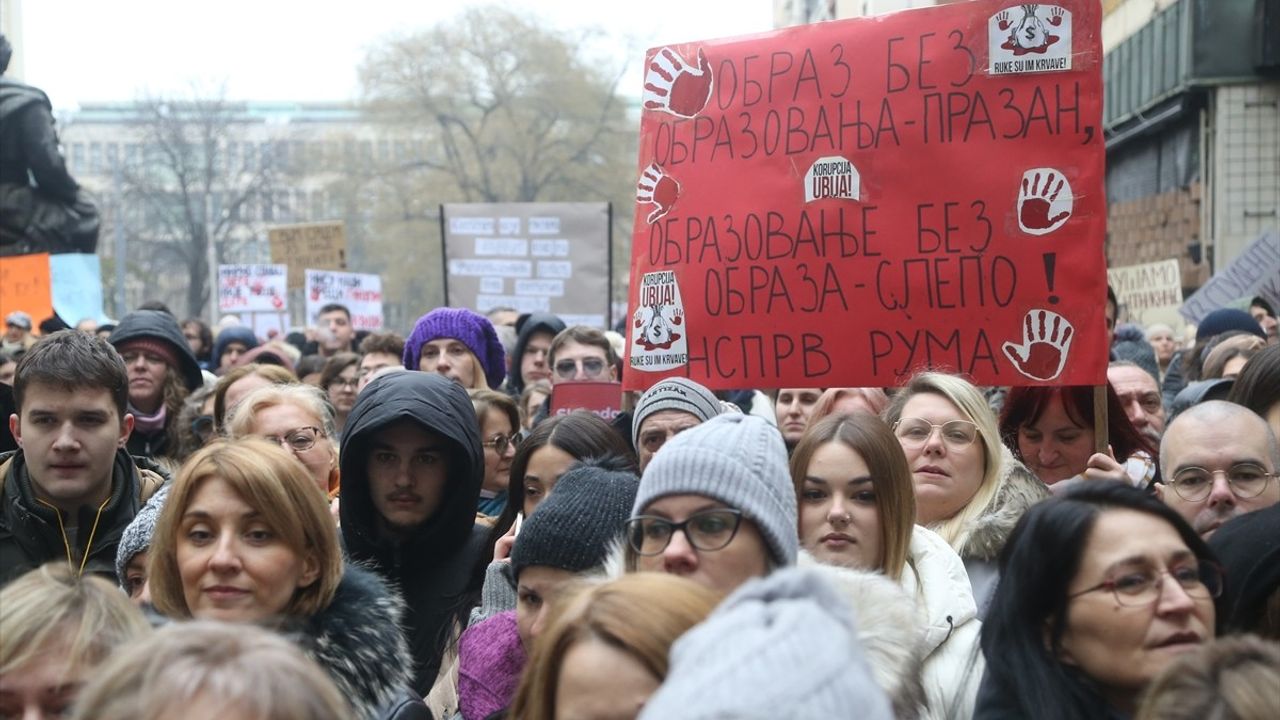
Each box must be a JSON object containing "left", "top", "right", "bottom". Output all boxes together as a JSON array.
[
  {"left": 631, "top": 377, "right": 723, "bottom": 472},
  {"left": 1108, "top": 361, "right": 1166, "bottom": 445},
  {"left": 0, "top": 331, "right": 166, "bottom": 587},
  {"left": 547, "top": 325, "right": 617, "bottom": 385},
  {"left": 315, "top": 303, "right": 356, "bottom": 357},
  {"left": 1157, "top": 400, "right": 1280, "bottom": 538},
  {"left": 339, "top": 370, "right": 486, "bottom": 694},
  {"left": 356, "top": 331, "right": 405, "bottom": 393}
]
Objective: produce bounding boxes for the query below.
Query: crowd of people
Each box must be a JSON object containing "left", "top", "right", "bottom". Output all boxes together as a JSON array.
[{"left": 0, "top": 291, "right": 1278, "bottom": 720}]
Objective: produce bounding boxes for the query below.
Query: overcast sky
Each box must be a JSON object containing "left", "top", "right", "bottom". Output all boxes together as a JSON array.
[{"left": 18, "top": 0, "right": 776, "bottom": 109}]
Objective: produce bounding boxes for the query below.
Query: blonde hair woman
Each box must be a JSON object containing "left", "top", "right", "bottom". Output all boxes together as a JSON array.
[
  {"left": 70, "top": 621, "right": 352, "bottom": 720},
  {"left": 882, "top": 372, "right": 1048, "bottom": 616},
  {"left": 226, "top": 382, "right": 341, "bottom": 501},
  {"left": 0, "top": 563, "right": 150, "bottom": 719},
  {"left": 509, "top": 573, "right": 720, "bottom": 720},
  {"left": 147, "top": 438, "right": 422, "bottom": 719},
  {"left": 791, "top": 413, "right": 984, "bottom": 720}
]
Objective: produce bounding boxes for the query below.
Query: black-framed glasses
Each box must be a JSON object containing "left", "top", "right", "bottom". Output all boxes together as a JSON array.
[
  {"left": 263, "top": 426, "right": 324, "bottom": 453},
  {"left": 1168, "top": 463, "right": 1276, "bottom": 502},
  {"left": 484, "top": 433, "right": 520, "bottom": 455},
  {"left": 625, "top": 509, "right": 743, "bottom": 556},
  {"left": 553, "top": 357, "right": 607, "bottom": 380},
  {"left": 892, "top": 417, "right": 979, "bottom": 449},
  {"left": 1069, "top": 561, "right": 1224, "bottom": 608},
  {"left": 191, "top": 415, "right": 216, "bottom": 443},
  {"left": 328, "top": 376, "right": 358, "bottom": 390}
]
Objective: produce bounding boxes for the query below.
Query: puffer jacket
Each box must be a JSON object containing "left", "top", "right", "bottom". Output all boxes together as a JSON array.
[{"left": 902, "top": 526, "right": 985, "bottom": 720}]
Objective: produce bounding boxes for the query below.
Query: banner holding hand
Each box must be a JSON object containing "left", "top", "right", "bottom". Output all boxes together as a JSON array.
[{"left": 624, "top": 0, "right": 1107, "bottom": 391}]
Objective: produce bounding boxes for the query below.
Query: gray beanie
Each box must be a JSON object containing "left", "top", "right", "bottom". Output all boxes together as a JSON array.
[
  {"left": 511, "top": 457, "right": 640, "bottom": 580},
  {"left": 638, "top": 567, "right": 893, "bottom": 720},
  {"left": 633, "top": 413, "right": 797, "bottom": 567},
  {"left": 631, "top": 377, "right": 723, "bottom": 449},
  {"left": 115, "top": 483, "right": 171, "bottom": 589}
]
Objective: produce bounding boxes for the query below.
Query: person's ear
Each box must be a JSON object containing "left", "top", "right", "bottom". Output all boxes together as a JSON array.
[
  {"left": 298, "top": 553, "right": 321, "bottom": 590},
  {"left": 1044, "top": 618, "right": 1076, "bottom": 665},
  {"left": 119, "top": 413, "right": 135, "bottom": 447},
  {"left": 9, "top": 413, "right": 21, "bottom": 447},
  {"left": 1153, "top": 482, "right": 1166, "bottom": 503}
]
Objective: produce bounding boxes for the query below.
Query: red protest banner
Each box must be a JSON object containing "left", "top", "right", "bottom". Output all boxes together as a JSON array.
[
  {"left": 624, "top": 0, "right": 1106, "bottom": 392},
  {"left": 550, "top": 381, "right": 625, "bottom": 423}
]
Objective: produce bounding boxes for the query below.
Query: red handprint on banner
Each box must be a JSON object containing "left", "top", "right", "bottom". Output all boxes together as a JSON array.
[
  {"left": 1017, "top": 168, "right": 1073, "bottom": 235},
  {"left": 1002, "top": 309, "right": 1075, "bottom": 381},
  {"left": 637, "top": 162, "right": 680, "bottom": 224},
  {"left": 642, "top": 47, "right": 713, "bottom": 118}
]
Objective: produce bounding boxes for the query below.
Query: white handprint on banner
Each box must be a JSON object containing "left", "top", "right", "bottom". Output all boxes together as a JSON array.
[
  {"left": 1017, "top": 168, "right": 1073, "bottom": 235},
  {"left": 636, "top": 162, "right": 681, "bottom": 224},
  {"left": 642, "top": 47, "right": 713, "bottom": 118},
  {"left": 1002, "top": 309, "right": 1075, "bottom": 381}
]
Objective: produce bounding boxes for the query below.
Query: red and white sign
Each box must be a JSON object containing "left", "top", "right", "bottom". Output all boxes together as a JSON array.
[
  {"left": 218, "top": 264, "right": 288, "bottom": 313},
  {"left": 550, "top": 381, "right": 625, "bottom": 423},
  {"left": 305, "top": 269, "right": 383, "bottom": 331},
  {"left": 625, "top": 0, "right": 1106, "bottom": 391}
]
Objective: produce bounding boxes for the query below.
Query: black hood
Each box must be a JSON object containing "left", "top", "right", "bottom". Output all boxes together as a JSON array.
[
  {"left": 507, "top": 312, "right": 565, "bottom": 395},
  {"left": 339, "top": 371, "right": 482, "bottom": 565},
  {"left": 107, "top": 310, "right": 203, "bottom": 391}
]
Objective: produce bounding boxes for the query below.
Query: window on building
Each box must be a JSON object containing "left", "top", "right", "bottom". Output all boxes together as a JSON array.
[
  {"left": 89, "top": 142, "right": 103, "bottom": 175},
  {"left": 262, "top": 191, "right": 274, "bottom": 221},
  {"left": 69, "top": 143, "right": 85, "bottom": 174},
  {"left": 106, "top": 143, "right": 119, "bottom": 171},
  {"left": 125, "top": 143, "right": 140, "bottom": 167},
  {"left": 378, "top": 139, "right": 390, "bottom": 163},
  {"left": 311, "top": 190, "right": 325, "bottom": 219},
  {"left": 244, "top": 143, "right": 257, "bottom": 173},
  {"left": 227, "top": 142, "right": 240, "bottom": 172}
]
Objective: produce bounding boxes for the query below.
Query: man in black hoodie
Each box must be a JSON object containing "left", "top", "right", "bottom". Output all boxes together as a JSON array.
[
  {"left": 339, "top": 370, "right": 486, "bottom": 694},
  {"left": 504, "top": 312, "right": 566, "bottom": 398}
]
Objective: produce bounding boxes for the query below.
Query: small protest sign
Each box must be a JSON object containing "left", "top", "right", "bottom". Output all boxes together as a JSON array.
[
  {"left": 0, "top": 253, "right": 53, "bottom": 326},
  {"left": 1180, "top": 230, "right": 1280, "bottom": 324},
  {"left": 218, "top": 264, "right": 289, "bottom": 313},
  {"left": 269, "top": 222, "right": 347, "bottom": 290},
  {"left": 304, "top": 269, "right": 383, "bottom": 331},
  {"left": 550, "top": 381, "right": 625, "bottom": 423},
  {"left": 50, "top": 254, "right": 107, "bottom": 324},
  {"left": 625, "top": 0, "right": 1106, "bottom": 391},
  {"left": 1107, "top": 259, "right": 1182, "bottom": 327}
]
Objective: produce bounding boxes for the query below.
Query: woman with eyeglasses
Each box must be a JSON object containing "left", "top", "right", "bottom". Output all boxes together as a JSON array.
[
  {"left": 883, "top": 372, "right": 1048, "bottom": 616},
  {"left": 319, "top": 351, "right": 360, "bottom": 435},
  {"left": 469, "top": 388, "right": 522, "bottom": 520},
  {"left": 624, "top": 414, "right": 797, "bottom": 596},
  {"left": 791, "top": 412, "right": 984, "bottom": 719},
  {"left": 226, "top": 383, "right": 341, "bottom": 504},
  {"left": 977, "top": 482, "right": 1220, "bottom": 720}
]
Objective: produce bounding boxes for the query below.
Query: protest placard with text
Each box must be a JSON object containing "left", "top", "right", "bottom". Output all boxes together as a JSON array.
[
  {"left": 0, "top": 253, "right": 53, "bottom": 326},
  {"left": 550, "top": 382, "right": 625, "bottom": 424},
  {"left": 1108, "top": 259, "right": 1182, "bottom": 328},
  {"left": 305, "top": 269, "right": 383, "bottom": 331},
  {"left": 218, "top": 264, "right": 289, "bottom": 313},
  {"left": 624, "top": 0, "right": 1106, "bottom": 391},
  {"left": 269, "top": 222, "right": 347, "bottom": 290},
  {"left": 1180, "top": 230, "right": 1280, "bottom": 324}
]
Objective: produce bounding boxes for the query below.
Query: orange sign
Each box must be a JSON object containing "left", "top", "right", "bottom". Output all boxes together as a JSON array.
[{"left": 0, "top": 253, "right": 53, "bottom": 330}]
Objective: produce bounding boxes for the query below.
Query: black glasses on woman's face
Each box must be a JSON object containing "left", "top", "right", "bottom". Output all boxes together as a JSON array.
[
  {"left": 625, "top": 509, "right": 743, "bottom": 556},
  {"left": 484, "top": 433, "right": 520, "bottom": 455}
]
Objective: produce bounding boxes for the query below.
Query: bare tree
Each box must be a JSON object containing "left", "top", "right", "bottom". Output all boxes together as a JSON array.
[{"left": 118, "top": 90, "right": 278, "bottom": 317}]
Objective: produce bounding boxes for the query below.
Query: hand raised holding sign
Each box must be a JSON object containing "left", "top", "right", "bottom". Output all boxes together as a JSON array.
[
  {"left": 637, "top": 163, "right": 680, "bottom": 224},
  {"left": 642, "top": 47, "right": 713, "bottom": 118},
  {"left": 1002, "top": 309, "right": 1075, "bottom": 381}
]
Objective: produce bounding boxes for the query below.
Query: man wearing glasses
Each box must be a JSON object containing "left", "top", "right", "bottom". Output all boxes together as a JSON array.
[
  {"left": 1156, "top": 400, "right": 1280, "bottom": 538},
  {"left": 624, "top": 413, "right": 797, "bottom": 594},
  {"left": 546, "top": 326, "right": 618, "bottom": 385}
]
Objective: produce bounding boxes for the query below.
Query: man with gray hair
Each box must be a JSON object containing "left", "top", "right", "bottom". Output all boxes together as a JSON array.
[
  {"left": 1156, "top": 400, "right": 1280, "bottom": 538},
  {"left": 1108, "top": 360, "right": 1166, "bottom": 446},
  {"left": 631, "top": 377, "right": 724, "bottom": 472}
]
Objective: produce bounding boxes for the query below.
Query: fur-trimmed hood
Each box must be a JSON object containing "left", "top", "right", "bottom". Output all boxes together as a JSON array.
[
  {"left": 285, "top": 564, "right": 416, "bottom": 720},
  {"left": 956, "top": 447, "right": 1048, "bottom": 562}
]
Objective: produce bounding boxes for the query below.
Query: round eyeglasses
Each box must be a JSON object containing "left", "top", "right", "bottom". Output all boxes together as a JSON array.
[
  {"left": 1069, "top": 561, "right": 1223, "bottom": 608},
  {"left": 483, "top": 433, "right": 520, "bottom": 455},
  {"left": 1168, "top": 463, "right": 1276, "bottom": 502},
  {"left": 263, "top": 426, "right": 324, "bottom": 453},
  {"left": 892, "top": 417, "right": 978, "bottom": 449},
  {"left": 553, "top": 357, "right": 608, "bottom": 380},
  {"left": 625, "top": 509, "right": 743, "bottom": 556}
]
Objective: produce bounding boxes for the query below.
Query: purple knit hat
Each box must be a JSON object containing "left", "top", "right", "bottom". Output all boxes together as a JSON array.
[
  {"left": 403, "top": 307, "right": 507, "bottom": 389},
  {"left": 458, "top": 611, "right": 526, "bottom": 720}
]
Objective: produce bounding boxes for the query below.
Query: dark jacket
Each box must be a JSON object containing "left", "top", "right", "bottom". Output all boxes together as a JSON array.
[
  {"left": 505, "top": 313, "right": 565, "bottom": 397},
  {"left": 284, "top": 564, "right": 427, "bottom": 720},
  {"left": 340, "top": 371, "right": 486, "bottom": 695},
  {"left": 0, "top": 448, "right": 167, "bottom": 588},
  {"left": 108, "top": 310, "right": 204, "bottom": 391}
]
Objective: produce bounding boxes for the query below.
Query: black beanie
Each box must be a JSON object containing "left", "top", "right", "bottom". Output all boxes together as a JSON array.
[
  {"left": 511, "top": 456, "right": 639, "bottom": 580},
  {"left": 1208, "top": 503, "right": 1280, "bottom": 635}
]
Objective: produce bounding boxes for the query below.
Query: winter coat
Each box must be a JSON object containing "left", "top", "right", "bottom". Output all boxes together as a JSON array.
[
  {"left": 504, "top": 313, "right": 565, "bottom": 397},
  {"left": 108, "top": 310, "right": 204, "bottom": 392},
  {"left": 340, "top": 371, "right": 487, "bottom": 695},
  {"left": 283, "top": 564, "right": 425, "bottom": 720},
  {"left": 901, "top": 526, "right": 984, "bottom": 720},
  {"left": 950, "top": 448, "right": 1048, "bottom": 617},
  {"left": 0, "top": 448, "right": 167, "bottom": 588}
]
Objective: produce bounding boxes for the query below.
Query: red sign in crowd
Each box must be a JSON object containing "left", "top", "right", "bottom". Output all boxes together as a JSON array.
[{"left": 625, "top": 0, "right": 1106, "bottom": 392}]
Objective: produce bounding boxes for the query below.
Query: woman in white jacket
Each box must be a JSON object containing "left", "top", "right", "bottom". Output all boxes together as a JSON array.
[{"left": 791, "top": 412, "right": 984, "bottom": 720}]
